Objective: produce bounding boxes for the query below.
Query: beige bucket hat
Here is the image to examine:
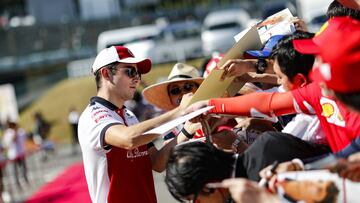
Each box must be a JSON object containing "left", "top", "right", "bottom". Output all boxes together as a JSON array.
[{"left": 142, "top": 63, "right": 204, "bottom": 111}]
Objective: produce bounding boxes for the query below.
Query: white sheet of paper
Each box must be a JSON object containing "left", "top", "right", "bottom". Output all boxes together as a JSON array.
[
  {"left": 256, "top": 8, "right": 295, "bottom": 43},
  {"left": 144, "top": 106, "right": 214, "bottom": 135}
]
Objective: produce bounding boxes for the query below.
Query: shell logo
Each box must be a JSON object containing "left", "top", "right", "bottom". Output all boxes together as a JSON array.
[{"left": 322, "top": 103, "right": 335, "bottom": 118}]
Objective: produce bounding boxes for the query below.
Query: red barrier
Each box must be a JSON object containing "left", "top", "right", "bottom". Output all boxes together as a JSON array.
[{"left": 25, "top": 162, "right": 91, "bottom": 203}]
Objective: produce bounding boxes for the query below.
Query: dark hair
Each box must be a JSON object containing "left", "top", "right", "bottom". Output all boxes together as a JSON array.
[
  {"left": 94, "top": 63, "right": 118, "bottom": 90},
  {"left": 334, "top": 91, "right": 360, "bottom": 113},
  {"left": 165, "top": 141, "right": 235, "bottom": 202},
  {"left": 270, "top": 31, "right": 315, "bottom": 81},
  {"left": 327, "top": 0, "right": 360, "bottom": 20}
]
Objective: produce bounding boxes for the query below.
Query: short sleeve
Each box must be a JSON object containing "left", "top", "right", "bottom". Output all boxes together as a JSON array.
[{"left": 78, "top": 104, "right": 124, "bottom": 153}]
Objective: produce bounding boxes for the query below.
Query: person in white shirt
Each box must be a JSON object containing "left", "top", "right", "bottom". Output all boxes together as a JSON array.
[
  {"left": 2, "top": 121, "right": 29, "bottom": 187},
  {"left": 78, "top": 46, "right": 191, "bottom": 203}
]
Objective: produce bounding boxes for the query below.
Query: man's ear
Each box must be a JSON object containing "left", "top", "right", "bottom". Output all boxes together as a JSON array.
[
  {"left": 100, "top": 68, "right": 111, "bottom": 80},
  {"left": 292, "top": 73, "right": 308, "bottom": 88}
]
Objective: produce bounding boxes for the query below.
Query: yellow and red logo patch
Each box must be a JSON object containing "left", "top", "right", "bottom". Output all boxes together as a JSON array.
[{"left": 320, "top": 97, "right": 345, "bottom": 127}]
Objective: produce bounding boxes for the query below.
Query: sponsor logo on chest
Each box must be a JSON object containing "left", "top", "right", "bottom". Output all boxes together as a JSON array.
[{"left": 126, "top": 147, "right": 148, "bottom": 159}]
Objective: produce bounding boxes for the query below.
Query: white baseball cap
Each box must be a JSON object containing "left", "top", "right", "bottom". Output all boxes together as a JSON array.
[{"left": 92, "top": 46, "right": 151, "bottom": 74}]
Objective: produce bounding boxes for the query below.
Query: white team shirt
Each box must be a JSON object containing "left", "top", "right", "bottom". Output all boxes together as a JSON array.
[{"left": 78, "top": 97, "right": 140, "bottom": 203}]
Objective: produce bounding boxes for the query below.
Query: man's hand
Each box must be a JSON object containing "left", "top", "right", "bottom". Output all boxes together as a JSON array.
[
  {"left": 183, "top": 121, "right": 202, "bottom": 135},
  {"left": 338, "top": 161, "right": 360, "bottom": 182},
  {"left": 334, "top": 153, "right": 360, "bottom": 182},
  {"left": 220, "top": 59, "right": 254, "bottom": 80},
  {"left": 259, "top": 160, "right": 304, "bottom": 192},
  {"left": 179, "top": 93, "right": 193, "bottom": 109},
  {"left": 183, "top": 100, "right": 211, "bottom": 123},
  {"left": 174, "top": 93, "right": 194, "bottom": 117},
  {"left": 348, "top": 152, "right": 360, "bottom": 162},
  {"left": 290, "top": 17, "right": 308, "bottom": 32}
]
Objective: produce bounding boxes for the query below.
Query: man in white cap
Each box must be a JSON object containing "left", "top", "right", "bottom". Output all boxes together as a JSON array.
[{"left": 78, "top": 46, "right": 190, "bottom": 203}]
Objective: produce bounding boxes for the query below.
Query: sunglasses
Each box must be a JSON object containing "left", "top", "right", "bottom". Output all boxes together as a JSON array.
[
  {"left": 123, "top": 66, "right": 141, "bottom": 79},
  {"left": 169, "top": 82, "right": 198, "bottom": 96}
]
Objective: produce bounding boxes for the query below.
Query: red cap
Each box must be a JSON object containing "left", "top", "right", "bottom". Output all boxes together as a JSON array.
[
  {"left": 292, "top": 17, "right": 356, "bottom": 54},
  {"left": 301, "top": 17, "right": 360, "bottom": 93},
  {"left": 337, "top": 0, "right": 360, "bottom": 9},
  {"left": 92, "top": 46, "right": 151, "bottom": 74}
]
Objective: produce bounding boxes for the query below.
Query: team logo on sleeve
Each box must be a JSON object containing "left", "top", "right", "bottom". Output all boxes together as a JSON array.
[{"left": 320, "top": 97, "right": 345, "bottom": 127}]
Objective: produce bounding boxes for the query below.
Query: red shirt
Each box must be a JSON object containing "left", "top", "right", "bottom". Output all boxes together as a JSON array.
[
  {"left": 292, "top": 83, "right": 360, "bottom": 152},
  {"left": 106, "top": 145, "right": 156, "bottom": 203},
  {"left": 106, "top": 108, "right": 157, "bottom": 203}
]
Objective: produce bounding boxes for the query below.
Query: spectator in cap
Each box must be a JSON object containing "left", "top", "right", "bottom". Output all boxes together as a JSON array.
[
  {"left": 290, "top": 17, "right": 360, "bottom": 182},
  {"left": 217, "top": 19, "right": 310, "bottom": 82},
  {"left": 78, "top": 46, "right": 191, "bottom": 203},
  {"left": 293, "top": 16, "right": 360, "bottom": 113},
  {"left": 218, "top": 35, "right": 283, "bottom": 80}
]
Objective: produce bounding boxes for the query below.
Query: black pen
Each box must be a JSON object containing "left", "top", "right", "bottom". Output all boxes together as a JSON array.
[{"left": 258, "top": 161, "right": 279, "bottom": 187}]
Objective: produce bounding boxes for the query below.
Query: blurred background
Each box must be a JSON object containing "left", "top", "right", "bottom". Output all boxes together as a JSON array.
[{"left": 0, "top": 0, "right": 331, "bottom": 202}]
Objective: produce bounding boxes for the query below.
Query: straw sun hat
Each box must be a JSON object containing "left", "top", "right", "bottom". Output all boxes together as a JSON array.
[{"left": 142, "top": 63, "right": 204, "bottom": 111}]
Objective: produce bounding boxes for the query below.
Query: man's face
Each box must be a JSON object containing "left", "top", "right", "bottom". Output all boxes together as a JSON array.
[
  {"left": 273, "top": 59, "right": 294, "bottom": 92},
  {"left": 168, "top": 81, "right": 199, "bottom": 107},
  {"left": 109, "top": 63, "right": 141, "bottom": 101}
]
